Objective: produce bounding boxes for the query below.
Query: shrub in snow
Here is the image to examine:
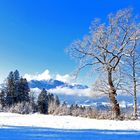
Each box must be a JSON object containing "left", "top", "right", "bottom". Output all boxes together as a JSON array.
[
  {"left": 96, "top": 111, "right": 113, "bottom": 120},
  {"left": 82, "top": 107, "right": 98, "bottom": 118},
  {"left": 48, "top": 95, "right": 60, "bottom": 114},
  {"left": 48, "top": 102, "right": 59, "bottom": 114},
  {"left": 70, "top": 105, "right": 84, "bottom": 117},
  {"left": 0, "top": 104, "right": 3, "bottom": 112},
  {"left": 53, "top": 102, "right": 71, "bottom": 116},
  {"left": 6, "top": 102, "right": 34, "bottom": 114}
]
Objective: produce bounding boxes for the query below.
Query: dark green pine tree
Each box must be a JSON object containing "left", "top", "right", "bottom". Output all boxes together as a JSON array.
[
  {"left": 4, "top": 70, "right": 30, "bottom": 105},
  {"left": 54, "top": 95, "right": 60, "bottom": 106},
  {"left": 13, "top": 70, "right": 20, "bottom": 103},
  {"left": 37, "top": 88, "right": 48, "bottom": 114},
  {"left": 17, "top": 78, "right": 30, "bottom": 102},
  {"left": 5, "top": 71, "right": 15, "bottom": 105},
  {"left": 13, "top": 70, "right": 20, "bottom": 81},
  {"left": 0, "top": 90, "right": 5, "bottom": 108},
  {"left": 48, "top": 93, "right": 54, "bottom": 104}
]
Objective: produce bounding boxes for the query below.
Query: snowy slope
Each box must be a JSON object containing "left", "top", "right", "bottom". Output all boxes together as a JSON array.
[{"left": 0, "top": 113, "right": 140, "bottom": 130}]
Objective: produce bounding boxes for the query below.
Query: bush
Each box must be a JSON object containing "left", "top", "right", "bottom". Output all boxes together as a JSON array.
[
  {"left": 0, "top": 104, "right": 3, "bottom": 112},
  {"left": 53, "top": 104, "right": 71, "bottom": 116},
  {"left": 48, "top": 102, "right": 59, "bottom": 114},
  {"left": 5, "top": 102, "right": 34, "bottom": 114}
]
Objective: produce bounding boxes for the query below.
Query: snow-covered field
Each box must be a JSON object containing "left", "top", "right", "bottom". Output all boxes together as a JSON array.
[
  {"left": 0, "top": 112, "right": 140, "bottom": 130},
  {"left": 0, "top": 113, "right": 140, "bottom": 140}
]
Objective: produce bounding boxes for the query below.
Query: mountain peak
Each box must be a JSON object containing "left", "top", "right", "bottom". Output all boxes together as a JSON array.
[{"left": 29, "top": 79, "right": 88, "bottom": 90}]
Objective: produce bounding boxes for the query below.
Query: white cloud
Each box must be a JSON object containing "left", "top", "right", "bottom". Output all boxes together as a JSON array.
[
  {"left": 30, "top": 86, "right": 107, "bottom": 97},
  {"left": 24, "top": 69, "right": 75, "bottom": 84},
  {"left": 55, "top": 74, "right": 74, "bottom": 83},
  {"left": 24, "top": 69, "right": 51, "bottom": 81},
  {"left": 48, "top": 86, "right": 92, "bottom": 96}
]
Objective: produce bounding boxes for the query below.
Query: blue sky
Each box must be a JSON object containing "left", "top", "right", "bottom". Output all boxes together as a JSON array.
[{"left": 0, "top": 0, "right": 140, "bottom": 84}]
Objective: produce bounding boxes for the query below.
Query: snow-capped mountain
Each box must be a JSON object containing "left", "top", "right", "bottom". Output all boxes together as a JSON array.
[
  {"left": 28, "top": 79, "right": 88, "bottom": 90},
  {"left": 28, "top": 79, "right": 140, "bottom": 111}
]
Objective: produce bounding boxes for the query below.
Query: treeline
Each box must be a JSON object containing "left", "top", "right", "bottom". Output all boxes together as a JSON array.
[
  {"left": 0, "top": 70, "right": 135, "bottom": 120},
  {"left": 0, "top": 70, "right": 61, "bottom": 114},
  {"left": 0, "top": 70, "right": 99, "bottom": 118}
]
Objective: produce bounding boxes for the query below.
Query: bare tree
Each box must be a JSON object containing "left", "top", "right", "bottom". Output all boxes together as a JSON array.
[
  {"left": 122, "top": 42, "right": 140, "bottom": 119},
  {"left": 67, "top": 8, "right": 140, "bottom": 118},
  {"left": 92, "top": 68, "right": 122, "bottom": 95}
]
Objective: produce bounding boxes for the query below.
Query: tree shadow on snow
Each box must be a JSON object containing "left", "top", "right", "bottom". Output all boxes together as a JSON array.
[{"left": 0, "top": 126, "right": 140, "bottom": 140}]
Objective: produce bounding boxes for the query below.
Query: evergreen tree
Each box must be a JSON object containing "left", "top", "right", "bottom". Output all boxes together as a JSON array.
[
  {"left": 37, "top": 88, "right": 48, "bottom": 114},
  {"left": 17, "top": 78, "right": 30, "bottom": 102},
  {"left": 48, "top": 93, "right": 54, "bottom": 104},
  {"left": 13, "top": 70, "right": 20, "bottom": 103},
  {"left": 13, "top": 70, "right": 20, "bottom": 81},
  {"left": 54, "top": 95, "right": 60, "bottom": 106},
  {"left": 0, "top": 90, "right": 5, "bottom": 108},
  {"left": 5, "top": 71, "right": 15, "bottom": 105},
  {"left": 29, "top": 92, "right": 37, "bottom": 113},
  {"left": 5, "top": 70, "right": 30, "bottom": 105}
]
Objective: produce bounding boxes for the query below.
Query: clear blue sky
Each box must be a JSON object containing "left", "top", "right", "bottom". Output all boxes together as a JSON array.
[{"left": 0, "top": 0, "right": 140, "bottom": 83}]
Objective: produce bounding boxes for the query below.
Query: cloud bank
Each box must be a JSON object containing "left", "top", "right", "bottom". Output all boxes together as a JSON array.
[
  {"left": 49, "top": 86, "right": 91, "bottom": 96},
  {"left": 30, "top": 87, "right": 91, "bottom": 97},
  {"left": 24, "top": 69, "right": 73, "bottom": 83}
]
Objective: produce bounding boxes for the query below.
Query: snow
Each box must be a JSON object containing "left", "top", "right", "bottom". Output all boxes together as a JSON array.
[
  {"left": 1, "top": 126, "right": 139, "bottom": 140},
  {"left": 0, "top": 113, "right": 140, "bottom": 140},
  {"left": 0, "top": 112, "right": 140, "bottom": 131}
]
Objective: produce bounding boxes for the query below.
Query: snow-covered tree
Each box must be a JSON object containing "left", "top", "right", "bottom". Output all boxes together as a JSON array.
[
  {"left": 67, "top": 8, "right": 140, "bottom": 118},
  {"left": 48, "top": 94, "right": 60, "bottom": 114},
  {"left": 29, "top": 91, "right": 38, "bottom": 113},
  {"left": 122, "top": 44, "right": 140, "bottom": 119},
  {"left": 54, "top": 95, "right": 60, "bottom": 106},
  {"left": 8, "top": 102, "right": 35, "bottom": 114}
]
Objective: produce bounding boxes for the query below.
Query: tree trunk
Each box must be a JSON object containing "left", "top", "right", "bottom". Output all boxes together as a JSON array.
[
  {"left": 133, "top": 78, "right": 137, "bottom": 119},
  {"left": 132, "top": 53, "right": 138, "bottom": 119},
  {"left": 108, "top": 70, "right": 120, "bottom": 118}
]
